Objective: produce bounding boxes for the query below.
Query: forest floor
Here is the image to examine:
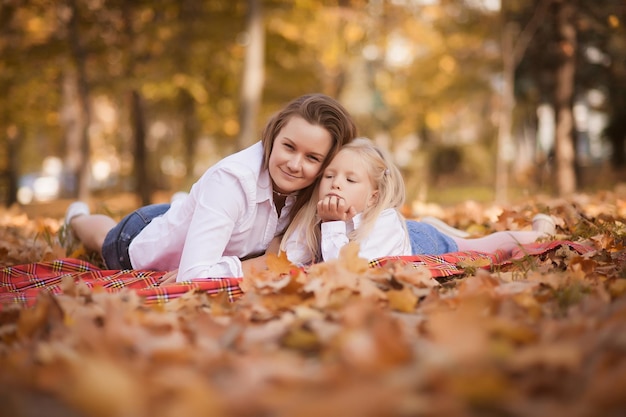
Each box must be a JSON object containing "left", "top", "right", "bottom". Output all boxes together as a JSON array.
[{"left": 1, "top": 189, "right": 626, "bottom": 417}]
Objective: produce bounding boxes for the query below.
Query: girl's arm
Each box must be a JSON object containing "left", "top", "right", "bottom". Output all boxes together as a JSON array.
[
  {"left": 320, "top": 220, "right": 350, "bottom": 261},
  {"left": 321, "top": 209, "right": 411, "bottom": 262},
  {"left": 352, "top": 209, "right": 411, "bottom": 260},
  {"left": 316, "top": 195, "right": 357, "bottom": 262}
]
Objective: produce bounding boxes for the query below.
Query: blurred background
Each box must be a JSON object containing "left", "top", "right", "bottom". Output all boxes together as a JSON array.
[{"left": 1, "top": 0, "right": 625, "bottom": 218}]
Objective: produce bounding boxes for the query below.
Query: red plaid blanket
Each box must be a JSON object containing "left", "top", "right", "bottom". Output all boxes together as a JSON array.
[
  {"left": 0, "top": 241, "right": 592, "bottom": 309},
  {"left": 0, "top": 259, "right": 243, "bottom": 309},
  {"left": 370, "top": 240, "right": 593, "bottom": 275}
]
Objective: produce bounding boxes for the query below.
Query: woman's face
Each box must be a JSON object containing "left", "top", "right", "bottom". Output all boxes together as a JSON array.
[{"left": 268, "top": 116, "right": 333, "bottom": 194}]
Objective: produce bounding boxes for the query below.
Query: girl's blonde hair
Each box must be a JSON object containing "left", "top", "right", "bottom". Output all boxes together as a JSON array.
[{"left": 280, "top": 137, "right": 407, "bottom": 262}]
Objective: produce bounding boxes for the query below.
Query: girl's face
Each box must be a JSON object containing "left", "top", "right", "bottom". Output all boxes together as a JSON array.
[
  {"left": 318, "top": 149, "right": 378, "bottom": 214},
  {"left": 268, "top": 116, "right": 333, "bottom": 194}
]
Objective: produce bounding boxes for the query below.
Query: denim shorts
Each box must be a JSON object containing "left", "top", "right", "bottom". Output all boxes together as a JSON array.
[
  {"left": 102, "top": 203, "right": 170, "bottom": 269},
  {"left": 406, "top": 220, "right": 459, "bottom": 255}
]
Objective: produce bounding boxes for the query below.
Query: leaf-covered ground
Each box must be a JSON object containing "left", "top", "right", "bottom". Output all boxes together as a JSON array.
[{"left": 1, "top": 191, "right": 626, "bottom": 417}]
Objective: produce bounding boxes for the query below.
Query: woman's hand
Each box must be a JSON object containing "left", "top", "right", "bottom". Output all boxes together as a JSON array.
[
  {"left": 158, "top": 269, "right": 179, "bottom": 285},
  {"left": 317, "top": 196, "right": 357, "bottom": 222},
  {"left": 266, "top": 235, "right": 282, "bottom": 255},
  {"left": 242, "top": 255, "right": 268, "bottom": 276}
]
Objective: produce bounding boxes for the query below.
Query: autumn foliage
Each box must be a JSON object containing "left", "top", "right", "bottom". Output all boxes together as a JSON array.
[{"left": 1, "top": 192, "right": 626, "bottom": 417}]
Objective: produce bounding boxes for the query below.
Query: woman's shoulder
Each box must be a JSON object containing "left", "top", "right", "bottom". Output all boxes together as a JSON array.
[
  {"left": 202, "top": 142, "right": 264, "bottom": 180},
  {"left": 193, "top": 142, "right": 270, "bottom": 197},
  {"left": 215, "top": 142, "right": 263, "bottom": 169}
]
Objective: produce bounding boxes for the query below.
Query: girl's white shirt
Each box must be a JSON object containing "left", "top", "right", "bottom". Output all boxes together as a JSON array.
[
  {"left": 284, "top": 207, "right": 411, "bottom": 266},
  {"left": 128, "top": 142, "right": 294, "bottom": 282}
]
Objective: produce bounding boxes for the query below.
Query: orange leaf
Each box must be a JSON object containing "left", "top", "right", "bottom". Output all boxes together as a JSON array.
[
  {"left": 387, "top": 286, "right": 418, "bottom": 313},
  {"left": 266, "top": 251, "right": 295, "bottom": 274}
]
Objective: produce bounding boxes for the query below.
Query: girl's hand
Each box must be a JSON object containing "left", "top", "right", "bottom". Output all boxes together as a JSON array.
[
  {"left": 317, "top": 195, "right": 357, "bottom": 222},
  {"left": 159, "top": 269, "right": 179, "bottom": 285}
]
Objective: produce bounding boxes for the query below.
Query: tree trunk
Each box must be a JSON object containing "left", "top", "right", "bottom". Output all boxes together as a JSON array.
[
  {"left": 238, "top": 0, "right": 265, "bottom": 149},
  {"left": 130, "top": 91, "right": 150, "bottom": 205},
  {"left": 178, "top": 0, "right": 200, "bottom": 186},
  {"left": 122, "top": 2, "right": 151, "bottom": 205},
  {"left": 181, "top": 91, "right": 198, "bottom": 182},
  {"left": 495, "top": 0, "right": 550, "bottom": 203},
  {"left": 495, "top": 23, "right": 515, "bottom": 204},
  {"left": 553, "top": 1, "right": 577, "bottom": 196},
  {"left": 67, "top": 0, "right": 91, "bottom": 201},
  {"left": 61, "top": 69, "right": 83, "bottom": 199},
  {"left": 608, "top": 117, "right": 626, "bottom": 170},
  {"left": 1, "top": 3, "right": 18, "bottom": 206},
  {"left": 5, "top": 125, "right": 19, "bottom": 206},
  {"left": 606, "top": 61, "right": 626, "bottom": 170}
]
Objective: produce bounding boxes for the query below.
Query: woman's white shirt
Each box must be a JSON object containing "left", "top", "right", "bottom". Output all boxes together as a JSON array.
[
  {"left": 129, "top": 142, "right": 294, "bottom": 281},
  {"left": 285, "top": 208, "right": 411, "bottom": 266}
]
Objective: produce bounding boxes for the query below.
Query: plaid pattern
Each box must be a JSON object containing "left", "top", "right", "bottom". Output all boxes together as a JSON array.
[
  {"left": 369, "top": 240, "right": 593, "bottom": 277},
  {"left": 0, "top": 258, "right": 243, "bottom": 309},
  {"left": 0, "top": 241, "right": 592, "bottom": 309}
]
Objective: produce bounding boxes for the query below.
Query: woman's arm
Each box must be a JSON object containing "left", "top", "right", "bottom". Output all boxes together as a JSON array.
[
  {"left": 158, "top": 269, "right": 179, "bottom": 285},
  {"left": 240, "top": 235, "right": 282, "bottom": 276},
  {"left": 266, "top": 235, "right": 282, "bottom": 255},
  {"left": 176, "top": 174, "right": 243, "bottom": 281}
]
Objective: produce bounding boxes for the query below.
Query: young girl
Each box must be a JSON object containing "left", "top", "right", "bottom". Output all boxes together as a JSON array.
[
  {"left": 63, "top": 94, "right": 357, "bottom": 282},
  {"left": 280, "top": 137, "right": 411, "bottom": 265},
  {"left": 280, "top": 138, "right": 556, "bottom": 266}
]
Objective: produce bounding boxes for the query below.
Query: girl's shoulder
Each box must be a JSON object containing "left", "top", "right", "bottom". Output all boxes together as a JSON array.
[
  {"left": 371, "top": 208, "right": 406, "bottom": 230},
  {"left": 353, "top": 207, "right": 403, "bottom": 230},
  {"left": 377, "top": 207, "right": 404, "bottom": 221}
]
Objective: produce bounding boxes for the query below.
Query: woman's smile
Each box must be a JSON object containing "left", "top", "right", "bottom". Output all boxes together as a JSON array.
[{"left": 268, "top": 116, "right": 332, "bottom": 194}]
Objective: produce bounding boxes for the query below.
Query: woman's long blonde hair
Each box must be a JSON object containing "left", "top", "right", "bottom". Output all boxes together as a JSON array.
[{"left": 280, "top": 137, "right": 406, "bottom": 262}]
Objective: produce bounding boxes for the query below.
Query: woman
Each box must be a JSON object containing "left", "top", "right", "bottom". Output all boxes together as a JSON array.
[{"left": 63, "top": 94, "right": 357, "bottom": 282}]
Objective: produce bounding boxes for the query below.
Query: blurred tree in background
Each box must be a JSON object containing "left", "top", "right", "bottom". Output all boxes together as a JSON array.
[{"left": 0, "top": 0, "right": 624, "bottom": 210}]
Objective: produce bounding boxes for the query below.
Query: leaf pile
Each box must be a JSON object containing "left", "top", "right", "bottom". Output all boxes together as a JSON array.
[
  {"left": 1, "top": 192, "right": 626, "bottom": 417},
  {"left": 0, "top": 206, "right": 64, "bottom": 268}
]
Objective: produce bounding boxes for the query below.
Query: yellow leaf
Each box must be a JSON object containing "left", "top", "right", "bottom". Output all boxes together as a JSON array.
[
  {"left": 266, "top": 251, "right": 294, "bottom": 274},
  {"left": 387, "top": 286, "right": 418, "bottom": 313},
  {"left": 393, "top": 263, "right": 438, "bottom": 288},
  {"left": 63, "top": 355, "right": 145, "bottom": 417},
  {"left": 450, "top": 366, "right": 512, "bottom": 406},
  {"left": 458, "top": 257, "right": 492, "bottom": 270},
  {"left": 17, "top": 291, "right": 64, "bottom": 340},
  {"left": 338, "top": 242, "right": 369, "bottom": 274},
  {"left": 280, "top": 324, "right": 321, "bottom": 353},
  {"left": 608, "top": 278, "right": 626, "bottom": 298}
]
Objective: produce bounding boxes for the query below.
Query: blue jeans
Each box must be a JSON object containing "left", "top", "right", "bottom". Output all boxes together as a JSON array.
[
  {"left": 406, "top": 220, "right": 459, "bottom": 255},
  {"left": 102, "top": 204, "right": 170, "bottom": 269}
]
